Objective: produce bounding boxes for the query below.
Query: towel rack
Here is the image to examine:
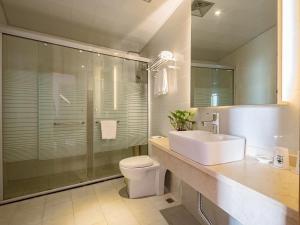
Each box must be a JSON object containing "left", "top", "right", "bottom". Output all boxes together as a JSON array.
[
  {"left": 53, "top": 121, "right": 85, "bottom": 126},
  {"left": 95, "top": 120, "right": 120, "bottom": 124},
  {"left": 148, "top": 51, "right": 175, "bottom": 72}
]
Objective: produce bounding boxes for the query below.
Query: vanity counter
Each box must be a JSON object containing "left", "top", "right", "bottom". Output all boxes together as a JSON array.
[{"left": 149, "top": 137, "right": 299, "bottom": 225}]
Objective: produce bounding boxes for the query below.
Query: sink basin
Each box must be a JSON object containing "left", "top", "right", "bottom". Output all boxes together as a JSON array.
[{"left": 169, "top": 130, "right": 245, "bottom": 165}]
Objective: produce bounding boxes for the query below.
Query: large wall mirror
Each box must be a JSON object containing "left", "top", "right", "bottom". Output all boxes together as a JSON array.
[{"left": 191, "top": 0, "right": 277, "bottom": 107}]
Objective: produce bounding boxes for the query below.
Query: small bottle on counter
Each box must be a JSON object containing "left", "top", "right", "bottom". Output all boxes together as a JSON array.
[{"left": 273, "top": 146, "right": 289, "bottom": 169}]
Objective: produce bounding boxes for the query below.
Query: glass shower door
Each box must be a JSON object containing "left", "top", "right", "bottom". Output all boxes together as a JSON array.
[
  {"left": 2, "top": 34, "right": 148, "bottom": 201},
  {"left": 37, "top": 41, "right": 90, "bottom": 190},
  {"left": 2, "top": 35, "right": 90, "bottom": 199},
  {"left": 91, "top": 56, "right": 148, "bottom": 180}
]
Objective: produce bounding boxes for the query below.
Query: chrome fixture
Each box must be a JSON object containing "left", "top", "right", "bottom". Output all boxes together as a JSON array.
[
  {"left": 148, "top": 51, "right": 175, "bottom": 72},
  {"left": 95, "top": 120, "right": 120, "bottom": 124},
  {"left": 201, "top": 112, "right": 219, "bottom": 134},
  {"left": 53, "top": 121, "right": 85, "bottom": 126},
  {"left": 192, "top": 0, "right": 214, "bottom": 17}
]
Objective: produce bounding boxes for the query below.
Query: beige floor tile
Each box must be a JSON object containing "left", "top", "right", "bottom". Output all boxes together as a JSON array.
[
  {"left": 0, "top": 202, "right": 18, "bottom": 223},
  {"left": 123, "top": 197, "right": 155, "bottom": 214},
  {"left": 74, "top": 208, "right": 107, "bottom": 225},
  {"left": 10, "top": 205, "right": 44, "bottom": 225},
  {"left": 95, "top": 189, "right": 121, "bottom": 205},
  {"left": 42, "top": 215, "right": 75, "bottom": 225},
  {"left": 71, "top": 186, "right": 95, "bottom": 201},
  {"left": 18, "top": 195, "right": 46, "bottom": 208},
  {"left": 43, "top": 201, "right": 73, "bottom": 221},
  {"left": 0, "top": 179, "right": 190, "bottom": 225},
  {"left": 72, "top": 196, "right": 100, "bottom": 215},
  {"left": 101, "top": 200, "right": 139, "bottom": 225},
  {"left": 149, "top": 194, "right": 180, "bottom": 210},
  {"left": 46, "top": 190, "right": 72, "bottom": 206}
]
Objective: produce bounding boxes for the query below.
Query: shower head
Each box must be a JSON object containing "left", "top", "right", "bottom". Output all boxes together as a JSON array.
[{"left": 192, "top": 0, "right": 215, "bottom": 17}]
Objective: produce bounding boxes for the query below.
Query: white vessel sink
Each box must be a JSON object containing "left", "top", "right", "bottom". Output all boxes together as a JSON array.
[{"left": 169, "top": 130, "right": 245, "bottom": 165}]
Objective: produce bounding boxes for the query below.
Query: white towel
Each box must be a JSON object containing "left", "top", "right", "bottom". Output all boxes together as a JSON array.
[
  {"left": 154, "top": 68, "right": 168, "bottom": 97},
  {"left": 100, "top": 120, "right": 117, "bottom": 139}
]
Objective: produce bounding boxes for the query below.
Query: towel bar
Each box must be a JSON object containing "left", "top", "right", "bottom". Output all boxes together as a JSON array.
[
  {"left": 53, "top": 121, "right": 85, "bottom": 126},
  {"left": 95, "top": 120, "right": 120, "bottom": 124}
]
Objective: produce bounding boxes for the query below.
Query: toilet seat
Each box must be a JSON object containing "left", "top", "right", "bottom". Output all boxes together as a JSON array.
[{"left": 120, "top": 156, "right": 153, "bottom": 168}]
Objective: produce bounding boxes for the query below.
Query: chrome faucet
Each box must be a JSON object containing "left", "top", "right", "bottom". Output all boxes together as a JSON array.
[{"left": 201, "top": 112, "right": 220, "bottom": 134}]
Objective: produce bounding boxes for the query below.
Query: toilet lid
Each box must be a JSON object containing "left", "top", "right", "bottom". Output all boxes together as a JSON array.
[{"left": 120, "top": 156, "right": 153, "bottom": 168}]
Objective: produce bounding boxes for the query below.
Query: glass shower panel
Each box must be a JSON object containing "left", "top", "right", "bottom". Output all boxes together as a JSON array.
[
  {"left": 2, "top": 35, "right": 89, "bottom": 199},
  {"left": 2, "top": 34, "right": 148, "bottom": 201},
  {"left": 124, "top": 59, "right": 148, "bottom": 155},
  {"left": 3, "top": 35, "right": 40, "bottom": 199},
  {"left": 37, "top": 42, "right": 90, "bottom": 189},
  {"left": 92, "top": 56, "right": 148, "bottom": 180}
]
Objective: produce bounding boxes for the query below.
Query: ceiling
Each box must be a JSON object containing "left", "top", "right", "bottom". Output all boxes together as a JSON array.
[
  {"left": 0, "top": 0, "right": 182, "bottom": 53},
  {"left": 192, "top": 0, "right": 277, "bottom": 61}
]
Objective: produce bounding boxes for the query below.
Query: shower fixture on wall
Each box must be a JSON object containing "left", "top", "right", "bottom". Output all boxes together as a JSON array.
[{"left": 192, "top": 0, "right": 215, "bottom": 17}]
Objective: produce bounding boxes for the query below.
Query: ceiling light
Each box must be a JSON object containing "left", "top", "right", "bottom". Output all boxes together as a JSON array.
[
  {"left": 214, "top": 10, "right": 221, "bottom": 16},
  {"left": 81, "top": 65, "right": 85, "bottom": 68},
  {"left": 79, "top": 50, "right": 83, "bottom": 53}
]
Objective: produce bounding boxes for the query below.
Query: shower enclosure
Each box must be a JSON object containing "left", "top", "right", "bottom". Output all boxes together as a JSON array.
[{"left": 1, "top": 32, "right": 149, "bottom": 202}]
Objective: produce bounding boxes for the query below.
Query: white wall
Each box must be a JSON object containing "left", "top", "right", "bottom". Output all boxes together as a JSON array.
[
  {"left": 141, "top": 0, "right": 191, "bottom": 137},
  {"left": 219, "top": 27, "right": 277, "bottom": 105}
]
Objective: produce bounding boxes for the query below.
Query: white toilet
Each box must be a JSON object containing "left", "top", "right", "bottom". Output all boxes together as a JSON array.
[{"left": 119, "top": 155, "right": 166, "bottom": 198}]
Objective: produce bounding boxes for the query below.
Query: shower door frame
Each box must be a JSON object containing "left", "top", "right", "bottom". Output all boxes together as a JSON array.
[{"left": 0, "top": 26, "right": 150, "bottom": 204}]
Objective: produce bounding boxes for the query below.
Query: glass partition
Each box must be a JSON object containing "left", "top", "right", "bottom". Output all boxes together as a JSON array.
[{"left": 2, "top": 34, "right": 148, "bottom": 200}]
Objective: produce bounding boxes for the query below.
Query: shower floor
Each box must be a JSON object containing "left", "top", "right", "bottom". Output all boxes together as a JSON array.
[{"left": 4, "top": 163, "right": 120, "bottom": 200}]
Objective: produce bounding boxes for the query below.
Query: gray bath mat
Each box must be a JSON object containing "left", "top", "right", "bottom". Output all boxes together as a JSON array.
[{"left": 160, "top": 205, "right": 203, "bottom": 225}]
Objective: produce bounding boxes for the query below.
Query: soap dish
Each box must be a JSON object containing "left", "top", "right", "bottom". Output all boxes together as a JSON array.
[{"left": 151, "top": 136, "right": 164, "bottom": 139}]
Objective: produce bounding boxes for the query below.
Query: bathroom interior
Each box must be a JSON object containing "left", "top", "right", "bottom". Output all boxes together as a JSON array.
[{"left": 0, "top": 0, "right": 298, "bottom": 225}]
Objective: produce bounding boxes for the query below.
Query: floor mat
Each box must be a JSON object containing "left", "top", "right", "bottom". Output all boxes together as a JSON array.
[{"left": 160, "top": 205, "right": 203, "bottom": 225}]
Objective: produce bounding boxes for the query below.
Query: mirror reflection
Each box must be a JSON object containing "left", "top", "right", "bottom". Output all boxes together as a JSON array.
[{"left": 191, "top": 0, "right": 277, "bottom": 107}]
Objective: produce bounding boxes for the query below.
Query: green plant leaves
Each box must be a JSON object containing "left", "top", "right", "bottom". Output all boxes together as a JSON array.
[{"left": 168, "top": 110, "right": 196, "bottom": 131}]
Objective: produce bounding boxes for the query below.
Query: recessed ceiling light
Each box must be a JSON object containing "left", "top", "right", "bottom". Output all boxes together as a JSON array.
[
  {"left": 97, "top": 53, "right": 101, "bottom": 56},
  {"left": 81, "top": 65, "right": 85, "bottom": 68},
  {"left": 214, "top": 10, "right": 221, "bottom": 16},
  {"left": 79, "top": 50, "right": 83, "bottom": 53}
]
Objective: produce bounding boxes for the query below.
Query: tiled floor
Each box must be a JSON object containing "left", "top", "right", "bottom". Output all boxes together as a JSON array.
[{"left": 0, "top": 178, "right": 180, "bottom": 225}]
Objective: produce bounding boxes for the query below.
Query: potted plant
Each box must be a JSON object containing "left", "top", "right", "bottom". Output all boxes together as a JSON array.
[{"left": 168, "top": 110, "right": 196, "bottom": 131}]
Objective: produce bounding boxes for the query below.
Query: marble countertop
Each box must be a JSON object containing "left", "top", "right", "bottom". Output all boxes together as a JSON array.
[{"left": 149, "top": 137, "right": 299, "bottom": 213}]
